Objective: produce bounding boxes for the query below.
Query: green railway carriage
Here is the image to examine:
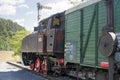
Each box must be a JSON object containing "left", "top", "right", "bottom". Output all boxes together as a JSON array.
[
  {"left": 65, "top": 0, "right": 120, "bottom": 67},
  {"left": 65, "top": 0, "right": 120, "bottom": 79},
  {"left": 65, "top": 0, "right": 107, "bottom": 67}
]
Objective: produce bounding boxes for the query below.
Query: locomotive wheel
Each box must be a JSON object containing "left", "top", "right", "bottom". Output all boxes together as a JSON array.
[
  {"left": 35, "top": 57, "right": 41, "bottom": 72},
  {"left": 42, "top": 59, "right": 48, "bottom": 75},
  {"left": 21, "top": 53, "right": 29, "bottom": 65},
  {"left": 30, "top": 63, "right": 35, "bottom": 70}
]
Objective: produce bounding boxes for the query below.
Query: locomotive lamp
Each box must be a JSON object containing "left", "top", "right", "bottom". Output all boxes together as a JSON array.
[{"left": 59, "top": 59, "right": 64, "bottom": 65}]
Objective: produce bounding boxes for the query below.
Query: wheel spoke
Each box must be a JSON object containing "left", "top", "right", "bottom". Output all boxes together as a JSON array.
[
  {"left": 42, "top": 59, "right": 47, "bottom": 75},
  {"left": 35, "top": 57, "right": 41, "bottom": 72}
]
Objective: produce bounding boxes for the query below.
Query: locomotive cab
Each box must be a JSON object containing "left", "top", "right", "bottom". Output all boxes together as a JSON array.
[{"left": 46, "top": 13, "right": 65, "bottom": 57}]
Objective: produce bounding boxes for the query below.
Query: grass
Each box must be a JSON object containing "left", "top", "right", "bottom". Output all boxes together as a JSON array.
[{"left": 12, "top": 54, "right": 20, "bottom": 62}]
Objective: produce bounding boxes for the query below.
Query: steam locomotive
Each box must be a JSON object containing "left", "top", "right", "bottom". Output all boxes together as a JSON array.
[{"left": 21, "top": 0, "right": 120, "bottom": 80}]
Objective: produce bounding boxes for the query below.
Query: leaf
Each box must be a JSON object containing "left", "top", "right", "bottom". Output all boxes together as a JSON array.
[{"left": 8, "top": 30, "right": 30, "bottom": 55}]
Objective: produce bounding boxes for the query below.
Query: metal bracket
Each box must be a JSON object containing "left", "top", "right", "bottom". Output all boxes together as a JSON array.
[
  {"left": 103, "top": 0, "right": 114, "bottom": 33},
  {"left": 104, "top": 0, "right": 115, "bottom": 80}
]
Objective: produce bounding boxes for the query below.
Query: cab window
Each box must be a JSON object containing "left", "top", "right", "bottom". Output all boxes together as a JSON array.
[{"left": 52, "top": 17, "right": 60, "bottom": 28}]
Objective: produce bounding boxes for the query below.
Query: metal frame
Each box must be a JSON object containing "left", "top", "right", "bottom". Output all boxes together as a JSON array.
[{"left": 104, "top": 0, "right": 115, "bottom": 80}]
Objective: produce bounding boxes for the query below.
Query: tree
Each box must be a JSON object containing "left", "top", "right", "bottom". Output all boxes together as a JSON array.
[
  {"left": 69, "top": 0, "right": 81, "bottom": 5},
  {"left": 0, "top": 18, "right": 25, "bottom": 50},
  {"left": 8, "top": 30, "right": 30, "bottom": 55}
]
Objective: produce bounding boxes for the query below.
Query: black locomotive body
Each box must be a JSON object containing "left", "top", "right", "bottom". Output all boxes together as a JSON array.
[{"left": 21, "top": 12, "right": 65, "bottom": 74}]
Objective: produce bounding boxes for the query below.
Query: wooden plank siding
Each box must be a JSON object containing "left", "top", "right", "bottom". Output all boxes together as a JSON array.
[
  {"left": 65, "top": 0, "right": 120, "bottom": 67},
  {"left": 65, "top": 0, "right": 107, "bottom": 67}
]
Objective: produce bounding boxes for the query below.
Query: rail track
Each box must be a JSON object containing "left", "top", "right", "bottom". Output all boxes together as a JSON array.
[{"left": 7, "top": 62, "right": 72, "bottom": 80}]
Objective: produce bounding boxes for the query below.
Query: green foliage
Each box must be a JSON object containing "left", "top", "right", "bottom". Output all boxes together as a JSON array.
[
  {"left": 8, "top": 30, "right": 30, "bottom": 55},
  {"left": 0, "top": 36, "right": 10, "bottom": 50},
  {"left": 69, "top": 0, "right": 81, "bottom": 5},
  {"left": 0, "top": 18, "right": 25, "bottom": 37},
  {"left": 0, "top": 18, "right": 25, "bottom": 50}
]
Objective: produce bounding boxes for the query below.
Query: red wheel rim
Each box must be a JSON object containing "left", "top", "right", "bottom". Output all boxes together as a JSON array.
[
  {"left": 35, "top": 57, "right": 40, "bottom": 72},
  {"left": 42, "top": 59, "right": 47, "bottom": 75},
  {"left": 30, "top": 63, "right": 34, "bottom": 70}
]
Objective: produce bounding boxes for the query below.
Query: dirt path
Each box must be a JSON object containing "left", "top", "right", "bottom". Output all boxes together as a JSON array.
[{"left": 0, "top": 51, "right": 14, "bottom": 62}]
